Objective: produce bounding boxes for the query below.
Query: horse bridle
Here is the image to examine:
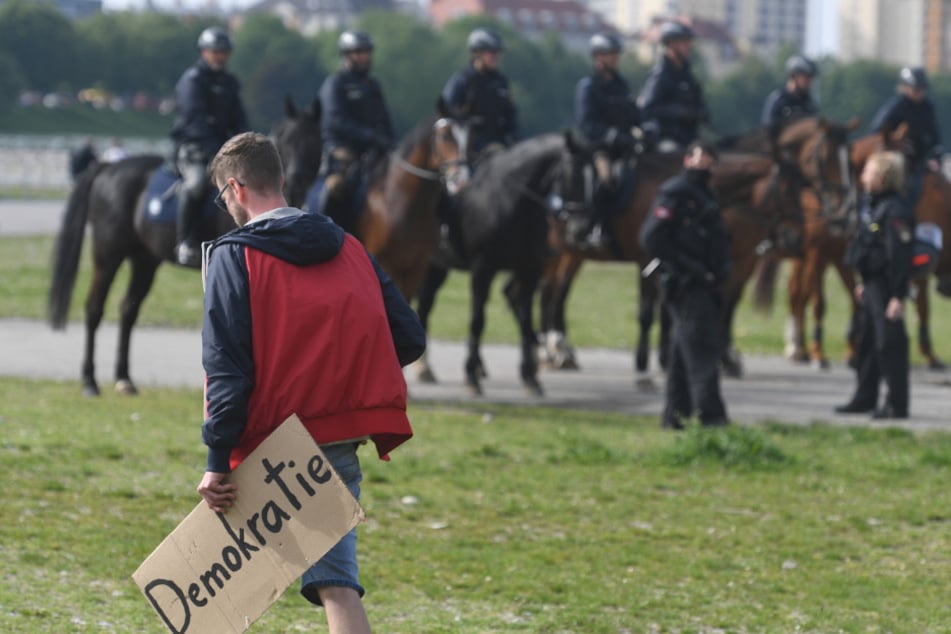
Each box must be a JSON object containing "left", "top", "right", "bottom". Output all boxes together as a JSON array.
[
  {"left": 806, "top": 129, "right": 854, "bottom": 221},
  {"left": 391, "top": 117, "right": 470, "bottom": 188}
]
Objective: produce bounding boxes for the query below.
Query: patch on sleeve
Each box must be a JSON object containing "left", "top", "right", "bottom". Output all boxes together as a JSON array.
[{"left": 653, "top": 206, "right": 672, "bottom": 220}]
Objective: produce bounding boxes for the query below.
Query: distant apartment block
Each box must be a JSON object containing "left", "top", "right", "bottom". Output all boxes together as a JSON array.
[
  {"left": 0, "top": 0, "right": 103, "bottom": 19},
  {"left": 839, "top": 0, "right": 951, "bottom": 71},
  {"left": 429, "top": 0, "right": 619, "bottom": 53},
  {"left": 583, "top": 0, "right": 806, "bottom": 58},
  {"left": 245, "top": 0, "right": 396, "bottom": 36}
]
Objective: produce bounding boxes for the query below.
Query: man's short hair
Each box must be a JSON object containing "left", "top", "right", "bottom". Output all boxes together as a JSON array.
[
  {"left": 209, "top": 132, "right": 283, "bottom": 193},
  {"left": 686, "top": 140, "right": 719, "bottom": 162},
  {"left": 866, "top": 151, "right": 905, "bottom": 192}
]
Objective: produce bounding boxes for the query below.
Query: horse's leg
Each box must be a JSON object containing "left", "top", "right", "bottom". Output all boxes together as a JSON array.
[
  {"left": 541, "top": 256, "right": 583, "bottom": 371},
  {"left": 807, "top": 254, "right": 830, "bottom": 369},
  {"left": 718, "top": 273, "right": 749, "bottom": 379},
  {"left": 114, "top": 253, "right": 161, "bottom": 395},
  {"left": 81, "top": 256, "right": 124, "bottom": 397},
  {"left": 914, "top": 278, "right": 945, "bottom": 370},
  {"left": 785, "top": 258, "right": 810, "bottom": 362},
  {"left": 413, "top": 263, "right": 450, "bottom": 383},
  {"left": 504, "top": 273, "right": 543, "bottom": 396},
  {"left": 465, "top": 264, "right": 495, "bottom": 396}
]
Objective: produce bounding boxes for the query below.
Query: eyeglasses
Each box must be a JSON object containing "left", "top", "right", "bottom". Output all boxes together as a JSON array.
[{"left": 213, "top": 179, "right": 244, "bottom": 213}]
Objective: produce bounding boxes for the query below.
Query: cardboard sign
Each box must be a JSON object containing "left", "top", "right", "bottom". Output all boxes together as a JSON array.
[{"left": 133, "top": 415, "right": 365, "bottom": 634}]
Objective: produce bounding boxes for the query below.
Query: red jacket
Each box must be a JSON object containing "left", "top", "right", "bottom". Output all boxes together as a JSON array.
[{"left": 201, "top": 210, "right": 425, "bottom": 472}]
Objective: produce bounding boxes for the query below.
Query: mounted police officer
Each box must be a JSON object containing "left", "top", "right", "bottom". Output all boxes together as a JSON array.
[
  {"left": 573, "top": 32, "right": 640, "bottom": 248},
  {"left": 762, "top": 54, "right": 819, "bottom": 142},
  {"left": 837, "top": 152, "right": 914, "bottom": 419},
  {"left": 638, "top": 22, "right": 709, "bottom": 154},
  {"left": 870, "top": 66, "right": 944, "bottom": 210},
  {"left": 318, "top": 30, "right": 395, "bottom": 225},
  {"left": 639, "top": 141, "right": 730, "bottom": 430},
  {"left": 442, "top": 28, "right": 518, "bottom": 162},
  {"left": 170, "top": 26, "right": 249, "bottom": 268}
]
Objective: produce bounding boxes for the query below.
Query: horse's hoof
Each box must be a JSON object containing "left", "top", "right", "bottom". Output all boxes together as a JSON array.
[
  {"left": 814, "top": 358, "right": 831, "bottom": 371},
  {"left": 522, "top": 378, "right": 544, "bottom": 397},
  {"left": 929, "top": 359, "right": 946, "bottom": 371},
  {"left": 635, "top": 348, "right": 649, "bottom": 373},
  {"left": 465, "top": 380, "right": 483, "bottom": 397},
  {"left": 635, "top": 376, "right": 656, "bottom": 391},
  {"left": 558, "top": 356, "right": 580, "bottom": 370},
  {"left": 416, "top": 366, "right": 438, "bottom": 384},
  {"left": 81, "top": 383, "right": 100, "bottom": 398},
  {"left": 115, "top": 379, "right": 138, "bottom": 396},
  {"left": 722, "top": 360, "right": 743, "bottom": 378}
]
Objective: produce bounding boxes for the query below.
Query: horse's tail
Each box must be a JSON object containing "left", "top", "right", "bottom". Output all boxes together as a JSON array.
[
  {"left": 752, "top": 253, "right": 781, "bottom": 313},
  {"left": 48, "top": 164, "right": 102, "bottom": 330}
]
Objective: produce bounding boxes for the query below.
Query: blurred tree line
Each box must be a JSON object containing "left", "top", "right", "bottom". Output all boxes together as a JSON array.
[{"left": 2, "top": 0, "right": 950, "bottom": 140}]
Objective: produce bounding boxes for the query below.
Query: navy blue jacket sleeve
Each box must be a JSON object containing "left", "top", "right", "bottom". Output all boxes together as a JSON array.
[
  {"left": 201, "top": 243, "right": 255, "bottom": 473},
  {"left": 369, "top": 253, "right": 426, "bottom": 366},
  {"left": 175, "top": 69, "right": 217, "bottom": 157},
  {"left": 320, "top": 74, "right": 378, "bottom": 147},
  {"left": 870, "top": 96, "right": 901, "bottom": 135},
  {"left": 501, "top": 75, "right": 519, "bottom": 142},
  {"left": 761, "top": 89, "right": 780, "bottom": 127},
  {"left": 575, "top": 77, "right": 606, "bottom": 142},
  {"left": 640, "top": 71, "right": 697, "bottom": 123}
]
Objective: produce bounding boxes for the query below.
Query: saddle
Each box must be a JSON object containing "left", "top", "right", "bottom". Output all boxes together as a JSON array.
[{"left": 141, "top": 164, "right": 218, "bottom": 226}]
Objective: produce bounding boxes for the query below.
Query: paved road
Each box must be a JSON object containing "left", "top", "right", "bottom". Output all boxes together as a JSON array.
[
  {"left": 2, "top": 199, "right": 948, "bottom": 431},
  {"left": 2, "top": 317, "right": 949, "bottom": 432}
]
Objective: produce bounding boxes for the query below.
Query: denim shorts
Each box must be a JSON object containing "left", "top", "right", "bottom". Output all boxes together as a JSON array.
[{"left": 300, "top": 442, "right": 364, "bottom": 606}]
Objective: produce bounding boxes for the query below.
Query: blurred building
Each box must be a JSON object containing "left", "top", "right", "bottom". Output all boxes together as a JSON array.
[
  {"left": 583, "top": 0, "right": 807, "bottom": 58},
  {"left": 634, "top": 15, "right": 742, "bottom": 78},
  {"left": 839, "top": 0, "right": 951, "bottom": 72},
  {"left": 246, "top": 0, "right": 397, "bottom": 36},
  {"left": 428, "top": 0, "right": 619, "bottom": 53}
]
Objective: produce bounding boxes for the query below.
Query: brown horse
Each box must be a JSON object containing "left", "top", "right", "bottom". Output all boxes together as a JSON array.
[
  {"left": 279, "top": 100, "right": 472, "bottom": 301},
  {"left": 770, "top": 129, "right": 951, "bottom": 368},
  {"left": 539, "top": 117, "right": 854, "bottom": 376}
]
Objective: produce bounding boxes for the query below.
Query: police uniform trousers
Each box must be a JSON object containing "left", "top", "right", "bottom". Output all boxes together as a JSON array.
[
  {"left": 851, "top": 278, "right": 910, "bottom": 413},
  {"left": 664, "top": 284, "right": 728, "bottom": 424}
]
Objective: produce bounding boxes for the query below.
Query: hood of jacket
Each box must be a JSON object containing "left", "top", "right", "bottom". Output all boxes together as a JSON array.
[{"left": 213, "top": 207, "right": 346, "bottom": 266}]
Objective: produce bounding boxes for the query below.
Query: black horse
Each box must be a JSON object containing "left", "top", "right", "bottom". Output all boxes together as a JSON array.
[
  {"left": 272, "top": 96, "right": 323, "bottom": 208},
  {"left": 413, "top": 132, "right": 582, "bottom": 396},
  {"left": 47, "top": 99, "right": 322, "bottom": 396}
]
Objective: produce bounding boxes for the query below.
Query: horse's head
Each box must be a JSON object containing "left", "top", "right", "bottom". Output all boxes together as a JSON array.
[
  {"left": 431, "top": 97, "right": 473, "bottom": 195},
  {"left": 271, "top": 95, "right": 322, "bottom": 208},
  {"left": 778, "top": 116, "right": 860, "bottom": 220}
]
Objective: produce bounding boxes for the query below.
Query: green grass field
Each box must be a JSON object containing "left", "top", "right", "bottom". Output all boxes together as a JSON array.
[
  {"left": 2, "top": 380, "right": 951, "bottom": 632},
  {"left": 4, "top": 234, "right": 949, "bottom": 366},
  {"left": 3, "top": 233, "right": 951, "bottom": 631}
]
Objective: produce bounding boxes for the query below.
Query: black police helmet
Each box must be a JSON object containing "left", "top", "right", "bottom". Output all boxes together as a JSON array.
[
  {"left": 785, "top": 54, "right": 817, "bottom": 78},
  {"left": 197, "top": 26, "right": 233, "bottom": 52},
  {"left": 659, "top": 21, "right": 694, "bottom": 45},
  {"left": 338, "top": 30, "right": 374, "bottom": 54},
  {"left": 589, "top": 32, "right": 623, "bottom": 56},
  {"left": 468, "top": 28, "right": 503, "bottom": 52},
  {"left": 899, "top": 66, "right": 929, "bottom": 89}
]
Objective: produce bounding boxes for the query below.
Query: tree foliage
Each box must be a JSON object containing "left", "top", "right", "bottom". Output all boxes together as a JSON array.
[{"left": 5, "top": 5, "right": 951, "bottom": 143}]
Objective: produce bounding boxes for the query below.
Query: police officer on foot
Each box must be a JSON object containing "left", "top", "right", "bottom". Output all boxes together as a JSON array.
[
  {"left": 442, "top": 28, "right": 518, "bottom": 162},
  {"left": 638, "top": 21, "right": 709, "bottom": 153},
  {"left": 870, "top": 66, "right": 943, "bottom": 210},
  {"left": 762, "top": 54, "right": 819, "bottom": 142},
  {"left": 170, "top": 26, "right": 249, "bottom": 268},
  {"left": 318, "top": 30, "right": 395, "bottom": 223},
  {"left": 639, "top": 141, "right": 730, "bottom": 430},
  {"left": 574, "top": 32, "right": 640, "bottom": 248},
  {"left": 837, "top": 151, "right": 914, "bottom": 419}
]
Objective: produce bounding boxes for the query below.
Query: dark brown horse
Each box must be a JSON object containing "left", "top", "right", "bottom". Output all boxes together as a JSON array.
[
  {"left": 289, "top": 101, "right": 472, "bottom": 301},
  {"left": 539, "top": 117, "right": 852, "bottom": 377}
]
